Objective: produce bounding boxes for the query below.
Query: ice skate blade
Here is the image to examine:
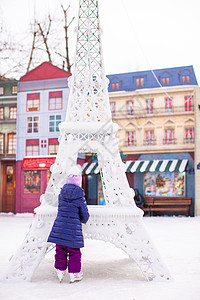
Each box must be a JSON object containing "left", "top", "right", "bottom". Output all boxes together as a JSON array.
[{"left": 70, "top": 278, "right": 83, "bottom": 284}]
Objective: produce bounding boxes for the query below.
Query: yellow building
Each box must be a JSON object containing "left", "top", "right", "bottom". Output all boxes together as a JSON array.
[
  {"left": 195, "top": 86, "right": 200, "bottom": 216},
  {"left": 106, "top": 66, "right": 198, "bottom": 216},
  {"left": 110, "top": 85, "right": 195, "bottom": 155}
]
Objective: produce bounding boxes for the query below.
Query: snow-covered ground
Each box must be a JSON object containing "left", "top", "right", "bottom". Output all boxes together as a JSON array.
[{"left": 0, "top": 213, "right": 200, "bottom": 300}]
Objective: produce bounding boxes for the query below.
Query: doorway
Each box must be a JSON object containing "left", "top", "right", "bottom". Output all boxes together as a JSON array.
[{"left": 1, "top": 161, "right": 16, "bottom": 213}]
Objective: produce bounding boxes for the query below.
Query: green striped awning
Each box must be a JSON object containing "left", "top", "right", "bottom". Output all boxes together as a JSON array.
[{"left": 82, "top": 159, "right": 188, "bottom": 174}]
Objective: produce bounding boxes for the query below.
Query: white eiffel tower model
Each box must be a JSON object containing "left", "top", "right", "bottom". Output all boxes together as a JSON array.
[{"left": 6, "top": 0, "right": 171, "bottom": 282}]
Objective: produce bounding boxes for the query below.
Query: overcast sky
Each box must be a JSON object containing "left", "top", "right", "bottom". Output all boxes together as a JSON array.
[{"left": 1, "top": 0, "right": 200, "bottom": 83}]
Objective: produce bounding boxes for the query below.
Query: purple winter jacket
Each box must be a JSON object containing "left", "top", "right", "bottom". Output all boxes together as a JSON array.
[{"left": 47, "top": 184, "right": 90, "bottom": 248}]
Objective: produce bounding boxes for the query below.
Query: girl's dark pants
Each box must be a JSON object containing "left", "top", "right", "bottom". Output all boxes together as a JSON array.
[{"left": 55, "top": 244, "right": 81, "bottom": 273}]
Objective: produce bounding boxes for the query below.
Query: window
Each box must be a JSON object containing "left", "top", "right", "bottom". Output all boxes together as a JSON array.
[
  {"left": 47, "top": 170, "right": 51, "bottom": 186},
  {"left": 0, "top": 133, "right": 5, "bottom": 154},
  {"left": 0, "top": 87, "right": 4, "bottom": 95},
  {"left": 48, "top": 138, "right": 59, "bottom": 155},
  {"left": 24, "top": 170, "right": 41, "bottom": 193},
  {"left": 26, "top": 139, "right": 39, "bottom": 156},
  {"left": 165, "top": 97, "right": 173, "bottom": 113},
  {"left": 126, "top": 100, "right": 134, "bottom": 115},
  {"left": 27, "top": 117, "right": 39, "bottom": 133},
  {"left": 49, "top": 115, "right": 61, "bottom": 132},
  {"left": 164, "top": 129, "right": 175, "bottom": 144},
  {"left": 11, "top": 86, "right": 18, "bottom": 94},
  {"left": 162, "top": 77, "right": 170, "bottom": 85},
  {"left": 127, "top": 131, "right": 136, "bottom": 146},
  {"left": 111, "top": 82, "right": 120, "bottom": 90},
  {"left": 184, "top": 96, "right": 193, "bottom": 111},
  {"left": 144, "top": 172, "right": 185, "bottom": 197},
  {"left": 7, "top": 133, "right": 16, "bottom": 154},
  {"left": 182, "top": 75, "right": 190, "bottom": 83},
  {"left": 136, "top": 77, "right": 144, "bottom": 88},
  {"left": 110, "top": 102, "right": 116, "bottom": 117},
  {"left": 49, "top": 91, "right": 63, "bottom": 110},
  {"left": 146, "top": 99, "right": 154, "bottom": 114},
  {"left": 0, "top": 107, "right": 4, "bottom": 119},
  {"left": 9, "top": 107, "right": 17, "bottom": 119},
  {"left": 144, "top": 130, "right": 155, "bottom": 145},
  {"left": 27, "top": 93, "right": 40, "bottom": 111},
  {"left": 185, "top": 128, "right": 194, "bottom": 144}
]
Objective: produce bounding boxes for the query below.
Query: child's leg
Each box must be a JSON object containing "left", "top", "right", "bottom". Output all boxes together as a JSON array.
[
  {"left": 67, "top": 247, "right": 81, "bottom": 273},
  {"left": 55, "top": 244, "right": 68, "bottom": 271}
]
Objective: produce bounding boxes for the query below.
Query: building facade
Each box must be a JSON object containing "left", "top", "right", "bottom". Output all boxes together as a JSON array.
[
  {"left": 194, "top": 86, "right": 200, "bottom": 216},
  {"left": 0, "top": 77, "right": 17, "bottom": 213},
  {"left": 16, "top": 62, "right": 71, "bottom": 213},
  {"left": 5, "top": 64, "right": 198, "bottom": 215},
  {"left": 83, "top": 66, "right": 198, "bottom": 216},
  {"left": 0, "top": 77, "right": 18, "bottom": 213}
]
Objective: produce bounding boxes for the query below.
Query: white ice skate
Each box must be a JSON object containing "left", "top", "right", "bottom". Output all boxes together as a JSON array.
[
  {"left": 56, "top": 269, "right": 66, "bottom": 283},
  {"left": 69, "top": 272, "right": 83, "bottom": 283}
]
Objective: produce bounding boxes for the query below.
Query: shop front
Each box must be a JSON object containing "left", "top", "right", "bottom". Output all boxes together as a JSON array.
[
  {"left": 82, "top": 152, "right": 195, "bottom": 216},
  {"left": 0, "top": 159, "right": 16, "bottom": 213},
  {"left": 16, "top": 156, "right": 87, "bottom": 213},
  {"left": 16, "top": 156, "right": 56, "bottom": 213}
]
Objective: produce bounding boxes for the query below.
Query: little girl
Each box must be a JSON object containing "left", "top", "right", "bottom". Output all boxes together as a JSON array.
[{"left": 48, "top": 165, "right": 90, "bottom": 283}]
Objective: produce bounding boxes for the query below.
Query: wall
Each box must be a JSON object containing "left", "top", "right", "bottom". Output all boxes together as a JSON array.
[
  {"left": 195, "top": 87, "right": 200, "bottom": 216},
  {"left": 110, "top": 85, "right": 195, "bottom": 155}
]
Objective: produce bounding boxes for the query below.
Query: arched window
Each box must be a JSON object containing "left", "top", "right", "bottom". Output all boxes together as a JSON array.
[
  {"left": 179, "top": 68, "right": 191, "bottom": 84},
  {"left": 160, "top": 71, "right": 171, "bottom": 86},
  {"left": 110, "top": 76, "right": 121, "bottom": 91}
]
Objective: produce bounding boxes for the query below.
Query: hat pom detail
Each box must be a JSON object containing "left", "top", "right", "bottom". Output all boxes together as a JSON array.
[
  {"left": 67, "top": 164, "right": 82, "bottom": 176},
  {"left": 66, "top": 165, "right": 82, "bottom": 187}
]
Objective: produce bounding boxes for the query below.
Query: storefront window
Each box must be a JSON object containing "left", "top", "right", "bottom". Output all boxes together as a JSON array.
[
  {"left": 47, "top": 170, "right": 51, "bottom": 186},
  {"left": 24, "top": 170, "right": 41, "bottom": 193},
  {"left": 98, "top": 175, "right": 105, "bottom": 205},
  {"left": 6, "top": 166, "right": 14, "bottom": 195},
  {"left": 144, "top": 171, "right": 185, "bottom": 197}
]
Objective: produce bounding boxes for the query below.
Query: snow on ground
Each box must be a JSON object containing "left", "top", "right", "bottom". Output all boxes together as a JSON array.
[{"left": 0, "top": 213, "right": 200, "bottom": 300}]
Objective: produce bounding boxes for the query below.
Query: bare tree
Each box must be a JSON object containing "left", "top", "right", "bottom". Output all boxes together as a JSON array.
[
  {"left": 27, "top": 29, "right": 37, "bottom": 72},
  {"left": 61, "top": 4, "right": 75, "bottom": 72},
  {"left": 27, "top": 4, "right": 74, "bottom": 73},
  {"left": 37, "top": 15, "right": 52, "bottom": 64},
  {"left": 0, "top": 3, "right": 74, "bottom": 78}
]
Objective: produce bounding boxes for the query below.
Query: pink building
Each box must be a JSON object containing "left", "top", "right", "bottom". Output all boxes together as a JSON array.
[{"left": 16, "top": 62, "right": 71, "bottom": 213}]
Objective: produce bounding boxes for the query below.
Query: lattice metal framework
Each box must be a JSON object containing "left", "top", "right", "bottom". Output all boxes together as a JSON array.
[
  {"left": 66, "top": 0, "right": 111, "bottom": 122},
  {"left": 5, "top": 0, "right": 172, "bottom": 282}
]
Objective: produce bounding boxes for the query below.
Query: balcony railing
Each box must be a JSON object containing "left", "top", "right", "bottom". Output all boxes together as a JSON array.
[
  {"left": 122, "top": 137, "right": 195, "bottom": 148},
  {"left": 143, "top": 139, "right": 156, "bottom": 146},
  {"left": 184, "top": 137, "right": 195, "bottom": 144},
  {"left": 125, "top": 140, "right": 137, "bottom": 147},
  {"left": 112, "top": 105, "right": 194, "bottom": 119},
  {"left": 163, "top": 138, "right": 177, "bottom": 145}
]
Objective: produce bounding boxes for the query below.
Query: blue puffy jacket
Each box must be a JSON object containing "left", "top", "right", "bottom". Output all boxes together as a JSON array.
[{"left": 48, "top": 184, "right": 90, "bottom": 248}]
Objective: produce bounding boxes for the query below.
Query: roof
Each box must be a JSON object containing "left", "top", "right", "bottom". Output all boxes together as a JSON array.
[
  {"left": 107, "top": 66, "right": 198, "bottom": 92},
  {"left": 20, "top": 62, "right": 71, "bottom": 82}
]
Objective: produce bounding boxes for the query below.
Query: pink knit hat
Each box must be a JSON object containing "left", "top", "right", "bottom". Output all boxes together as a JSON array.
[{"left": 66, "top": 165, "right": 82, "bottom": 187}]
